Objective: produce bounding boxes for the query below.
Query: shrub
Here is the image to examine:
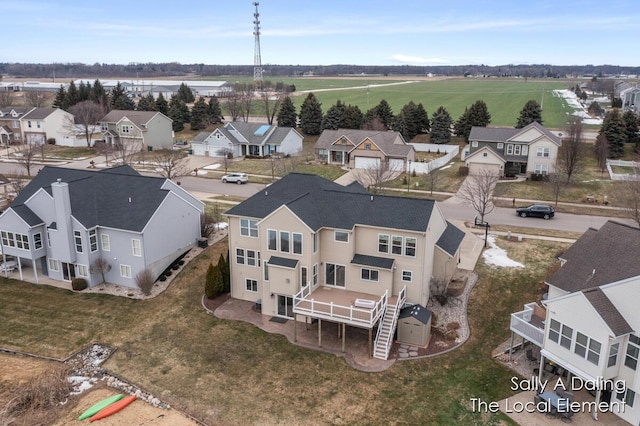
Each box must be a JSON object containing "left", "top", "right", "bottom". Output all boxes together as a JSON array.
[
  {"left": 165, "top": 270, "right": 172, "bottom": 277},
  {"left": 458, "top": 166, "right": 469, "bottom": 176},
  {"left": 172, "top": 264, "right": 180, "bottom": 270},
  {"left": 205, "top": 263, "right": 224, "bottom": 299},
  {"left": 71, "top": 278, "right": 87, "bottom": 291},
  {"left": 159, "top": 275, "right": 167, "bottom": 282},
  {"left": 178, "top": 260, "right": 185, "bottom": 265},
  {"left": 47, "top": 138, "right": 56, "bottom": 145},
  {"left": 135, "top": 268, "right": 155, "bottom": 296},
  {"left": 530, "top": 173, "right": 549, "bottom": 182}
]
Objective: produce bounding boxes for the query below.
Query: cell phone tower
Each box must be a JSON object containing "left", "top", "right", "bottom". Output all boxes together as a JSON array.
[{"left": 253, "top": 2, "right": 263, "bottom": 83}]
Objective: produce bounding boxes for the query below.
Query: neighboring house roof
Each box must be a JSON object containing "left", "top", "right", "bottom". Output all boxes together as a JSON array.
[
  {"left": 218, "top": 122, "right": 299, "bottom": 146},
  {"left": 315, "top": 129, "right": 414, "bottom": 157},
  {"left": 351, "top": 254, "right": 394, "bottom": 270},
  {"left": 469, "top": 122, "right": 561, "bottom": 146},
  {"left": 268, "top": 256, "right": 298, "bottom": 268},
  {"left": 399, "top": 304, "right": 432, "bottom": 324},
  {"left": 0, "top": 106, "right": 34, "bottom": 117},
  {"left": 192, "top": 132, "right": 211, "bottom": 143},
  {"left": 11, "top": 165, "right": 170, "bottom": 232},
  {"left": 21, "top": 107, "right": 58, "bottom": 120},
  {"left": 225, "top": 173, "right": 435, "bottom": 232},
  {"left": 11, "top": 204, "right": 44, "bottom": 226},
  {"left": 463, "top": 145, "right": 506, "bottom": 163},
  {"left": 345, "top": 181, "right": 369, "bottom": 193},
  {"left": 436, "top": 222, "right": 466, "bottom": 256},
  {"left": 99, "top": 110, "right": 167, "bottom": 127},
  {"left": 582, "top": 287, "right": 633, "bottom": 337},
  {"left": 547, "top": 221, "right": 640, "bottom": 293}
]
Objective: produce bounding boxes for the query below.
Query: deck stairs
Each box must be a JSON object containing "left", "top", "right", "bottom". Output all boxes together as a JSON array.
[{"left": 373, "top": 286, "right": 406, "bottom": 360}]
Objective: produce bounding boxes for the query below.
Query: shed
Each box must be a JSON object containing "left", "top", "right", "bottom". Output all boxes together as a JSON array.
[{"left": 397, "top": 304, "right": 432, "bottom": 347}]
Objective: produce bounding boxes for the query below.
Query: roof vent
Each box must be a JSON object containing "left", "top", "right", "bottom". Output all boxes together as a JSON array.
[
  {"left": 265, "top": 191, "right": 268, "bottom": 196},
  {"left": 57, "top": 178, "right": 61, "bottom": 183},
  {"left": 128, "top": 197, "right": 132, "bottom": 203},
  {"left": 370, "top": 195, "right": 374, "bottom": 201},
  {"left": 592, "top": 268, "right": 596, "bottom": 276}
]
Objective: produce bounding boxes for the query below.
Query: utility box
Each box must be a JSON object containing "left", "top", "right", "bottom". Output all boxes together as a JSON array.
[{"left": 397, "top": 304, "right": 432, "bottom": 347}]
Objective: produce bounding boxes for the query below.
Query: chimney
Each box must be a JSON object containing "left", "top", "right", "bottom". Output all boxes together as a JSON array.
[{"left": 51, "top": 179, "right": 76, "bottom": 262}]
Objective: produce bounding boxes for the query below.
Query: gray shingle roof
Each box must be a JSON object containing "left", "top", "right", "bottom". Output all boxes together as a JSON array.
[
  {"left": 192, "top": 131, "right": 211, "bottom": 143},
  {"left": 11, "top": 165, "right": 169, "bottom": 232},
  {"left": 268, "top": 256, "right": 298, "bottom": 268},
  {"left": 222, "top": 122, "right": 297, "bottom": 146},
  {"left": 547, "top": 221, "right": 640, "bottom": 293},
  {"left": 582, "top": 287, "right": 633, "bottom": 337},
  {"left": 399, "top": 304, "right": 432, "bottom": 324},
  {"left": 469, "top": 122, "right": 561, "bottom": 145},
  {"left": 21, "top": 107, "right": 57, "bottom": 120},
  {"left": 12, "top": 204, "right": 44, "bottom": 226},
  {"left": 226, "top": 173, "right": 435, "bottom": 232},
  {"left": 436, "top": 221, "right": 465, "bottom": 256},
  {"left": 315, "top": 129, "right": 414, "bottom": 157},
  {"left": 351, "top": 254, "right": 394, "bottom": 270},
  {"left": 99, "top": 110, "right": 164, "bottom": 127}
]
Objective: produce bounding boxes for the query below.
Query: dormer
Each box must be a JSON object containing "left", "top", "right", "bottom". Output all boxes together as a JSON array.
[
  {"left": 10, "top": 110, "right": 18, "bottom": 117},
  {"left": 0, "top": 111, "right": 4, "bottom": 118}
]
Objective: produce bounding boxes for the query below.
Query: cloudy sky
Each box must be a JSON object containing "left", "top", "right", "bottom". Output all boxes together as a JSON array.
[{"left": 3, "top": 0, "right": 638, "bottom": 66}]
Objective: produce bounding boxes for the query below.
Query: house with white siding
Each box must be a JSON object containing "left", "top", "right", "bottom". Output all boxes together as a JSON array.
[
  {"left": 99, "top": 110, "right": 173, "bottom": 151},
  {"left": 20, "top": 107, "right": 73, "bottom": 145}
]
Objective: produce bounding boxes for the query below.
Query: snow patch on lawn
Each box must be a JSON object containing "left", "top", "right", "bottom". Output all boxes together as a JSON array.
[
  {"left": 203, "top": 163, "right": 221, "bottom": 170},
  {"left": 482, "top": 235, "right": 524, "bottom": 268},
  {"left": 553, "top": 90, "right": 603, "bottom": 126}
]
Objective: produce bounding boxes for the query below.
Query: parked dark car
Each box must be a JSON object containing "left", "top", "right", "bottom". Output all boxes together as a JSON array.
[{"left": 516, "top": 204, "right": 555, "bottom": 220}]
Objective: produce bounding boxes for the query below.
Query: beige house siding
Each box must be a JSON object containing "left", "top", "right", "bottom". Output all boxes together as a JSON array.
[
  {"left": 526, "top": 139, "right": 559, "bottom": 175},
  {"left": 145, "top": 114, "right": 173, "bottom": 150}
]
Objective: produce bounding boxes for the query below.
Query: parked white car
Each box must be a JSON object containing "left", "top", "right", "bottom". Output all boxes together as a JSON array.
[{"left": 221, "top": 173, "right": 248, "bottom": 184}]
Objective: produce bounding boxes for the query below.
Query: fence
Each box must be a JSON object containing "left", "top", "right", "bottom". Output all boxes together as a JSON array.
[
  {"left": 409, "top": 143, "right": 459, "bottom": 174},
  {"left": 606, "top": 159, "right": 640, "bottom": 181}
]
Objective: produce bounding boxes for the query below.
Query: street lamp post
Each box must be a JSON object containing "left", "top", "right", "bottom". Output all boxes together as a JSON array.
[{"left": 407, "top": 160, "right": 412, "bottom": 192}]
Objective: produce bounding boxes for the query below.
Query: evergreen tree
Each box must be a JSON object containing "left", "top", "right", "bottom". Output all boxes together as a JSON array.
[
  {"left": 65, "top": 81, "right": 79, "bottom": 108},
  {"left": 414, "top": 102, "right": 430, "bottom": 133},
  {"left": 599, "top": 108, "right": 626, "bottom": 158},
  {"left": 374, "top": 99, "right": 394, "bottom": 129},
  {"left": 169, "top": 94, "right": 190, "bottom": 123},
  {"left": 204, "top": 263, "right": 223, "bottom": 299},
  {"left": 455, "top": 101, "right": 491, "bottom": 142},
  {"left": 322, "top": 100, "right": 345, "bottom": 130},
  {"left": 276, "top": 96, "right": 297, "bottom": 128},
  {"left": 177, "top": 83, "right": 195, "bottom": 103},
  {"left": 430, "top": 106, "right": 452, "bottom": 144},
  {"left": 168, "top": 102, "right": 185, "bottom": 132},
  {"left": 190, "top": 97, "right": 209, "bottom": 131},
  {"left": 217, "top": 253, "right": 230, "bottom": 293},
  {"left": 78, "top": 81, "right": 90, "bottom": 103},
  {"left": 207, "top": 96, "right": 224, "bottom": 124},
  {"left": 299, "top": 93, "right": 323, "bottom": 135},
  {"left": 136, "top": 93, "right": 156, "bottom": 111},
  {"left": 516, "top": 99, "right": 543, "bottom": 128},
  {"left": 90, "top": 79, "right": 109, "bottom": 110},
  {"left": 622, "top": 110, "right": 640, "bottom": 148},
  {"left": 392, "top": 101, "right": 421, "bottom": 141},
  {"left": 343, "top": 104, "right": 363, "bottom": 129},
  {"left": 52, "top": 85, "right": 68, "bottom": 110},
  {"left": 155, "top": 93, "right": 169, "bottom": 115},
  {"left": 110, "top": 82, "right": 135, "bottom": 110}
]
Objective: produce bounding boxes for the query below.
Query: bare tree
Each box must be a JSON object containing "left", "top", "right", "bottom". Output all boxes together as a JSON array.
[
  {"left": 614, "top": 173, "right": 640, "bottom": 228},
  {"left": 457, "top": 169, "right": 499, "bottom": 223},
  {"left": 216, "top": 147, "right": 233, "bottom": 173},
  {"left": 15, "top": 144, "right": 36, "bottom": 177},
  {"left": 224, "top": 90, "right": 243, "bottom": 122},
  {"left": 355, "top": 160, "right": 402, "bottom": 194},
  {"left": 7, "top": 169, "right": 28, "bottom": 196},
  {"left": 546, "top": 173, "right": 565, "bottom": 206},
  {"left": 237, "top": 82, "right": 255, "bottom": 123},
  {"left": 557, "top": 117, "right": 586, "bottom": 182},
  {"left": 152, "top": 149, "right": 190, "bottom": 180},
  {"left": 260, "top": 81, "right": 287, "bottom": 125},
  {"left": 94, "top": 141, "right": 114, "bottom": 166},
  {"left": 90, "top": 256, "right": 112, "bottom": 283},
  {"left": 24, "top": 91, "right": 49, "bottom": 107},
  {"left": 110, "top": 141, "right": 142, "bottom": 166},
  {"left": 594, "top": 133, "right": 609, "bottom": 177},
  {"left": 425, "top": 161, "right": 442, "bottom": 195},
  {"left": 67, "top": 100, "right": 104, "bottom": 147},
  {"left": 0, "top": 91, "right": 13, "bottom": 108}
]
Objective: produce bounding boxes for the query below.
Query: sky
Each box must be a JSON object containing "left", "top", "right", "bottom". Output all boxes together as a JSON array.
[{"left": 2, "top": 0, "right": 639, "bottom": 67}]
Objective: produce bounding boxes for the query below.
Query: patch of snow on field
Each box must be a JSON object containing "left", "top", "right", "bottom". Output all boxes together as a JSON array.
[
  {"left": 68, "top": 376, "right": 96, "bottom": 395},
  {"left": 204, "top": 163, "right": 221, "bottom": 170},
  {"left": 553, "top": 89, "right": 603, "bottom": 126},
  {"left": 482, "top": 235, "right": 524, "bottom": 268}
]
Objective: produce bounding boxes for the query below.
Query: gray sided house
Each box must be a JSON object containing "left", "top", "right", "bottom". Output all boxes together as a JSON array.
[
  {"left": 314, "top": 129, "right": 415, "bottom": 170},
  {"left": 0, "top": 166, "right": 203, "bottom": 289},
  {"left": 99, "top": 110, "right": 173, "bottom": 151},
  {"left": 191, "top": 122, "right": 303, "bottom": 158},
  {"left": 466, "top": 122, "right": 561, "bottom": 177}
]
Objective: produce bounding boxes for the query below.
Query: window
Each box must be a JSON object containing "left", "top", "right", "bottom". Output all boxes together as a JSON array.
[
  {"left": 537, "top": 147, "right": 550, "bottom": 158},
  {"left": 325, "top": 263, "right": 345, "bottom": 287},
  {"left": 313, "top": 233, "right": 318, "bottom": 253},
  {"left": 560, "top": 324, "right": 573, "bottom": 350},
  {"left": 48, "top": 259, "right": 59, "bottom": 272},
  {"left": 483, "top": 153, "right": 488, "bottom": 157},
  {"left": 497, "top": 143, "right": 504, "bottom": 149},
  {"left": 33, "top": 233, "right": 42, "bottom": 250},
  {"left": 301, "top": 266, "right": 308, "bottom": 287},
  {"left": 101, "top": 234, "right": 110, "bottom": 251},
  {"left": 120, "top": 264, "right": 132, "bottom": 278},
  {"left": 246, "top": 279, "right": 258, "bottom": 292},
  {"left": 293, "top": 233, "right": 302, "bottom": 254},
  {"left": 335, "top": 231, "right": 349, "bottom": 242},
  {"left": 28, "top": 120, "right": 32, "bottom": 128},
  {"left": 132, "top": 239, "right": 142, "bottom": 256},
  {"left": 522, "top": 146, "right": 528, "bottom": 156},
  {"left": 609, "top": 343, "right": 620, "bottom": 368},
  {"left": 616, "top": 388, "right": 636, "bottom": 408},
  {"left": 361, "top": 268, "right": 379, "bottom": 282},
  {"left": 378, "top": 234, "right": 389, "bottom": 253},
  {"left": 121, "top": 125, "right": 130, "bottom": 133},
  {"left": 74, "top": 230, "right": 83, "bottom": 253},
  {"left": 625, "top": 334, "right": 640, "bottom": 370},
  {"left": 534, "top": 164, "right": 549, "bottom": 175},
  {"left": 1, "top": 231, "right": 29, "bottom": 249},
  {"left": 47, "top": 230, "right": 51, "bottom": 248},
  {"left": 76, "top": 264, "right": 89, "bottom": 278},
  {"left": 548, "top": 319, "right": 561, "bottom": 344},
  {"left": 247, "top": 250, "right": 256, "bottom": 266},
  {"left": 240, "top": 218, "right": 258, "bottom": 237},
  {"left": 268, "top": 229, "right": 277, "bottom": 251},
  {"left": 364, "top": 143, "right": 371, "bottom": 150},
  {"left": 405, "top": 237, "right": 416, "bottom": 257},
  {"left": 89, "top": 230, "right": 97, "bottom": 252},
  {"left": 236, "top": 248, "right": 245, "bottom": 264},
  {"left": 506, "top": 144, "right": 514, "bottom": 155},
  {"left": 17, "top": 234, "right": 29, "bottom": 250},
  {"left": 402, "top": 270, "right": 412, "bottom": 282},
  {"left": 575, "top": 331, "right": 601, "bottom": 365},
  {"left": 280, "top": 231, "right": 290, "bottom": 253},
  {"left": 263, "top": 262, "right": 269, "bottom": 281},
  {"left": 587, "top": 339, "right": 601, "bottom": 365},
  {"left": 471, "top": 141, "right": 478, "bottom": 147},
  {"left": 392, "top": 236, "right": 403, "bottom": 255},
  {"left": 514, "top": 144, "right": 521, "bottom": 155},
  {"left": 312, "top": 264, "right": 318, "bottom": 285},
  {"left": 575, "top": 332, "right": 588, "bottom": 358}
]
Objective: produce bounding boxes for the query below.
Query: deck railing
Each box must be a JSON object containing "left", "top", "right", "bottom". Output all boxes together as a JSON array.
[
  {"left": 374, "top": 286, "right": 406, "bottom": 360},
  {"left": 510, "top": 303, "right": 544, "bottom": 347}
]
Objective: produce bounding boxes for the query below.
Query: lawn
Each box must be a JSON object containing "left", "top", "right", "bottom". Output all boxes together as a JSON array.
[{"left": 0, "top": 235, "right": 569, "bottom": 425}]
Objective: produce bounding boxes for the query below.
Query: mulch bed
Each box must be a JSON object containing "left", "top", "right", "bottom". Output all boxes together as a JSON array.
[{"left": 202, "top": 293, "right": 230, "bottom": 313}]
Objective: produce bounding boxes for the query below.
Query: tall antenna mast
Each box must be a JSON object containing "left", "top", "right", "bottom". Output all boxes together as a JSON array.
[{"left": 253, "top": 2, "right": 263, "bottom": 83}]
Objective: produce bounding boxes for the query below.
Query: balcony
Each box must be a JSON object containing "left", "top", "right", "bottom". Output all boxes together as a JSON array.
[{"left": 510, "top": 302, "right": 546, "bottom": 347}]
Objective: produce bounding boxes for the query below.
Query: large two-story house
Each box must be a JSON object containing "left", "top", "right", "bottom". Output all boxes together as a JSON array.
[
  {"left": 314, "top": 129, "right": 416, "bottom": 171},
  {"left": 465, "top": 122, "right": 561, "bottom": 177},
  {"left": 0, "top": 106, "right": 34, "bottom": 145},
  {"left": 0, "top": 165, "right": 203, "bottom": 289},
  {"left": 510, "top": 221, "right": 640, "bottom": 424},
  {"left": 225, "top": 173, "right": 464, "bottom": 359},
  {"left": 21, "top": 107, "right": 74, "bottom": 145},
  {"left": 99, "top": 110, "right": 173, "bottom": 152}
]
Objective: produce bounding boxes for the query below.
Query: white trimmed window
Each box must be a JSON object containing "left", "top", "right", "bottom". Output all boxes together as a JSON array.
[
  {"left": 335, "top": 231, "right": 349, "bottom": 242},
  {"left": 548, "top": 319, "right": 561, "bottom": 344},
  {"left": 74, "top": 230, "right": 83, "bottom": 253},
  {"left": 292, "top": 233, "right": 303, "bottom": 255},
  {"left": 280, "top": 231, "right": 290, "bottom": 253},
  {"left": 47, "top": 230, "right": 52, "bottom": 248},
  {"left": 1, "top": 231, "right": 29, "bottom": 250},
  {"left": 301, "top": 266, "right": 308, "bottom": 287},
  {"left": 76, "top": 264, "right": 89, "bottom": 278},
  {"left": 312, "top": 263, "right": 318, "bottom": 285},
  {"left": 325, "top": 263, "right": 345, "bottom": 287},
  {"left": 246, "top": 278, "right": 258, "bottom": 292},
  {"left": 101, "top": 234, "right": 110, "bottom": 251},
  {"left": 263, "top": 262, "right": 269, "bottom": 281},
  {"left": 497, "top": 143, "right": 504, "bottom": 149},
  {"left": 33, "top": 233, "right": 42, "bottom": 250},
  {"left": 132, "top": 239, "right": 142, "bottom": 256},
  {"left": 625, "top": 334, "right": 640, "bottom": 370},
  {"left": 405, "top": 237, "right": 417, "bottom": 257},
  {"left": 522, "top": 146, "right": 529, "bottom": 155},
  {"left": 391, "top": 236, "right": 403, "bottom": 255},
  {"left": 616, "top": 388, "right": 636, "bottom": 408},
  {"left": 240, "top": 219, "right": 258, "bottom": 237},
  {"left": 471, "top": 141, "right": 478, "bottom": 147},
  {"left": 506, "top": 144, "right": 514, "bottom": 155},
  {"left": 120, "top": 264, "right": 132, "bottom": 278},
  {"left": 267, "top": 229, "right": 277, "bottom": 251},
  {"left": 534, "top": 164, "right": 549, "bottom": 175},
  {"left": 402, "top": 270, "right": 412, "bottom": 282},
  {"left": 48, "top": 258, "right": 59, "bottom": 272},
  {"left": 313, "top": 233, "right": 318, "bottom": 253},
  {"left": 537, "top": 147, "right": 550, "bottom": 158},
  {"left": 608, "top": 343, "right": 620, "bottom": 368},
  {"left": 560, "top": 323, "right": 573, "bottom": 350},
  {"left": 89, "top": 229, "right": 98, "bottom": 252},
  {"left": 378, "top": 234, "right": 389, "bottom": 253},
  {"left": 514, "top": 144, "right": 521, "bottom": 155},
  {"left": 361, "top": 268, "right": 379, "bottom": 282},
  {"left": 236, "top": 248, "right": 245, "bottom": 264},
  {"left": 247, "top": 249, "right": 257, "bottom": 266}
]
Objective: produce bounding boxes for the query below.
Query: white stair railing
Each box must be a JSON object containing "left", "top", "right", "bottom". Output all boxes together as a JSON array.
[{"left": 373, "top": 286, "right": 406, "bottom": 360}]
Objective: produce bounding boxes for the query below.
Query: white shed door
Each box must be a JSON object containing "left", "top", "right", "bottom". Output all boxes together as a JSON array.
[
  {"left": 389, "top": 158, "right": 405, "bottom": 172},
  {"left": 354, "top": 156, "right": 381, "bottom": 169}
]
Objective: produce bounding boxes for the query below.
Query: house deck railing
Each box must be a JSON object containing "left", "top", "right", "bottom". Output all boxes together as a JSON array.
[
  {"left": 373, "top": 286, "right": 406, "bottom": 360},
  {"left": 510, "top": 302, "right": 545, "bottom": 347},
  {"left": 292, "top": 286, "right": 388, "bottom": 328}
]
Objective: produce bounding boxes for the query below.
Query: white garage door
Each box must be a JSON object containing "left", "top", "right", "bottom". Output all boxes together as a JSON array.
[
  {"left": 389, "top": 158, "right": 405, "bottom": 172},
  {"left": 354, "top": 156, "right": 381, "bottom": 169},
  {"left": 467, "top": 162, "right": 501, "bottom": 176}
]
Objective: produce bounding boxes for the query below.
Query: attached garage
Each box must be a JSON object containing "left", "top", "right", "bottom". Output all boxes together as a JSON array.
[
  {"left": 354, "top": 156, "right": 381, "bottom": 169},
  {"left": 464, "top": 147, "right": 504, "bottom": 176},
  {"left": 397, "top": 304, "right": 432, "bottom": 347},
  {"left": 467, "top": 162, "right": 501, "bottom": 176},
  {"left": 389, "top": 158, "right": 405, "bottom": 172}
]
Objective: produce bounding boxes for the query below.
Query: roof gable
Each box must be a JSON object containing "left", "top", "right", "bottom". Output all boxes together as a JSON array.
[
  {"left": 582, "top": 287, "right": 633, "bottom": 337},
  {"left": 464, "top": 145, "right": 506, "bottom": 162}
]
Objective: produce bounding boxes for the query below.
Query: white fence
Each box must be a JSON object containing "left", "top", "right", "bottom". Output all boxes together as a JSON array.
[
  {"left": 606, "top": 159, "right": 640, "bottom": 181},
  {"left": 408, "top": 143, "right": 459, "bottom": 174}
]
